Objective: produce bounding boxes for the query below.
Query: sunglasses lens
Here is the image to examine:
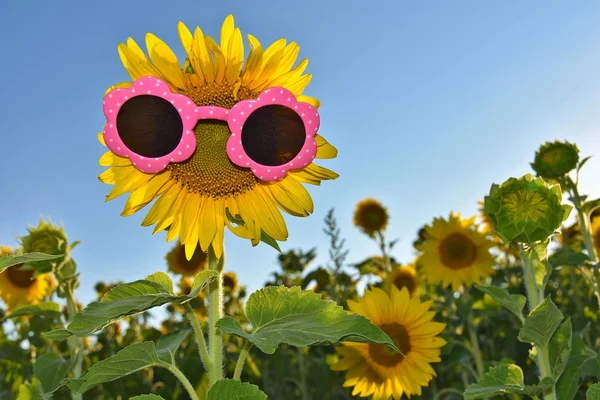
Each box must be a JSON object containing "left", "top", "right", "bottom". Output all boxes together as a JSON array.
[
  {"left": 116, "top": 95, "right": 183, "bottom": 158},
  {"left": 241, "top": 105, "right": 305, "bottom": 166}
]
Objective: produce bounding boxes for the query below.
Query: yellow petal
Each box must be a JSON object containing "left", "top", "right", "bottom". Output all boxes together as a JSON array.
[
  {"left": 198, "top": 197, "right": 217, "bottom": 252},
  {"left": 193, "top": 27, "right": 215, "bottom": 83},
  {"left": 154, "top": 187, "right": 187, "bottom": 234},
  {"left": 121, "top": 172, "right": 173, "bottom": 216},
  {"left": 98, "top": 168, "right": 115, "bottom": 184},
  {"left": 241, "top": 34, "right": 263, "bottom": 85},
  {"left": 106, "top": 166, "right": 152, "bottom": 201},
  {"left": 145, "top": 33, "right": 186, "bottom": 89},
  {"left": 315, "top": 135, "right": 338, "bottom": 159},
  {"left": 177, "top": 22, "right": 205, "bottom": 84},
  {"left": 297, "top": 95, "right": 320, "bottom": 109},
  {"left": 118, "top": 42, "right": 159, "bottom": 81},
  {"left": 225, "top": 27, "right": 244, "bottom": 83},
  {"left": 182, "top": 195, "right": 202, "bottom": 259},
  {"left": 142, "top": 183, "right": 182, "bottom": 227},
  {"left": 103, "top": 81, "right": 132, "bottom": 96},
  {"left": 268, "top": 181, "right": 309, "bottom": 217},
  {"left": 167, "top": 193, "right": 191, "bottom": 242},
  {"left": 285, "top": 73, "right": 312, "bottom": 96},
  {"left": 271, "top": 42, "right": 300, "bottom": 79},
  {"left": 205, "top": 35, "right": 226, "bottom": 84},
  {"left": 253, "top": 186, "right": 288, "bottom": 240},
  {"left": 211, "top": 198, "right": 226, "bottom": 259},
  {"left": 219, "top": 14, "right": 235, "bottom": 62}
]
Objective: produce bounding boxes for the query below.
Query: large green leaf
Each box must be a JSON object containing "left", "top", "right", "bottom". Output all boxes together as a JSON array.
[
  {"left": 145, "top": 272, "right": 174, "bottom": 294},
  {"left": 66, "top": 342, "right": 163, "bottom": 393},
  {"left": 1, "top": 302, "right": 61, "bottom": 321},
  {"left": 216, "top": 286, "right": 399, "bottom": 354},
  {"left": 156, "top": 328, "right": 192, "bottom": 364},
  {"left": 16, "top": 379, "right": 49, "bottom": 400},
  {"left": 548, "top": 247, "right": 589, "bottom": 267},
  {"left": 464, "top": 364, "right": 553, "bottom": 399},
  {"left": 518, "top": 296, "right": 563, "bottom": 348},
  {"left": 587, "top": 383, "right": 600, "bottom": 400},
  {"left": 33, "top": 353, "right": 69, "bottom": 394},
  {"left": 0, "top": 252, "right": 64, "bottom": 274},
  {"left": 130, "top": 395, "right": 166, "bottom": 400},
  {"left": 190, "top": 270, "right": 219, "bottom": 297},
  {"left": 475, "top": 285, "right": 526, "bottom": 323},
  {"left": 548, "top": 317, "right": 572, "bottom": 380},
  {"left": 556, "top": 335, "right": 598, "bottom": 400},
  {"left": 207, "top": 379, "right": 267, "bottom": 400},
  {"left": 44, "top": 279, "right": 202, "bottom": 339}
]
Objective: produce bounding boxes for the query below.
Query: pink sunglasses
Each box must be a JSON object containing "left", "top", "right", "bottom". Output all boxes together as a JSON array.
[{"left": 102, "top": 76, "right": 319, "bottom": 181}]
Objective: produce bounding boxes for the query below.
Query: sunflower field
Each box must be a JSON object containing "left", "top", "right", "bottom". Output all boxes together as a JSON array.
[{"left": 2, "top": 10, "right": 600, "bottom": 400}]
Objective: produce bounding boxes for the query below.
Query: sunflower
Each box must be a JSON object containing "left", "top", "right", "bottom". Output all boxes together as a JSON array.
[
  {"left": 98, "top": 15, "right": 338, "bottom": 260},
  {"left": 222, "top": 271, "right": 239, "bottom": 294},
  {"left": 166, "top": 243, "right": 208, "bottom": 276},
  {"left": 331, "top": 287, "right": 446, "bottom": 399},
  {"left": 383, "top": 264, "right": 418, "bottom": 297},
  {"left": 0, "top": 246, "right": 56, "bottom": 311},
  {"left": 353, "top": 198, "right": 389, "bottom": 236},
  {"left": 591, "top": 216, "right": 600, "bottom": 257},
  {"left": 416, "top": 213, "right": 495, "bottom": 291}
]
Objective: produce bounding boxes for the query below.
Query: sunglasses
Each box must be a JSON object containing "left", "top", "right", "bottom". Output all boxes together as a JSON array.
[{"left": 102, "top": 76, "right": 320, "bottom": 182}]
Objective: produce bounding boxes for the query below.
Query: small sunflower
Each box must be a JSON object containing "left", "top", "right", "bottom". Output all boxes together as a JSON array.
[
  {"left": 98, "top": 15, "right": 338, "bottom": 260},
  {"left": 331, "top": 286, "right": 446, "bottom": 399},
  {"left": 353, "top": 198, "right": 389, "bottom": 236},
  {"left": 416, "top": 213, "right": 495, "bottom": 291},
  {"left": 383, "top": 264, "right": 418, "bottom": 297},
  {"left": 166, "top": 244, "right": 208, "bottom": 276},
  {"left": 531, "top": 140, "right": 579, "bottom": 180},
  {"left": 0, "top": 246, "right": 56, "bottom": 311},
  {"left": 222, "top": 271, "right": 239, "bottom": 294}
]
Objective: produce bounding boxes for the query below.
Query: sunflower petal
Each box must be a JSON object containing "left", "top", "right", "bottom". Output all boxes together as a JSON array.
[
  {"left": 118, "top": 42, "right": 159, "bottom": 81},
  {"left": 241, "top": 34, "right": 263, "bottom": 85},
  {"left": 205, "top": 36, "right": 226, "bottom": 84},
  {"left": 193, "top": 27, "right": 215, "bottom": 83},
  {"left": 145, "top": 33, "right": 186, "bottom": 89},
  {"left": 121, "top": 172, "right": 174, "bottom": 216},
  {"left": 315, "top": 135, "right": 338, "bottom": 159},
  {"left": 297, "top": 95, "right": 320, "bottom": 109},
  {"left": 178, "top": 22, "right": 205, "bottom": 83},
  {"left": 198, "top": 197, "right": 217, "bottom": 252}
]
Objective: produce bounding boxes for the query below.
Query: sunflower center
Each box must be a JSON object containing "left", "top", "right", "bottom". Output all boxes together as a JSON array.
[
  {"left": 502, "top": 190, "right": 549, "bottom": 221},
  {"left": 393, "top": 273, "right": 416, "bottom": 294},
  {"left": 176, "top": 246, "right": 208, "bottom": 273},
  {"left": 167, "top": 81, "right": 260, "bottom": 198},
  {"left": 6, "top": 264, "right": 35, "bottom": 288},
  {"left": 368, "top": 323, "right": 411, "bottom": 367},
  {"left": 540, "top": 147, "right": 564, "bottom": 166},
  {"left": 438, "top": 233, "right": 478, "bottom": 270}
]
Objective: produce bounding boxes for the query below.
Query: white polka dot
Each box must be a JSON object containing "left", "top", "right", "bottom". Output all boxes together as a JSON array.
[
  {"left": 267, "top": 169, "right": 271, "bottom": 172},
  {"left": 232, "top": 118, "right": 237, "bottom": 122},
  {"left": 186, "top": 116, "right": 190, "bottom": 120},
  {"left": 209, "top": 110, "right": 214, "bottom": 114},
  {"left": 109, "top": 124, "right": 113, "bottom": 128},
  {"left": 245, "top": 162, "right": 250, "bottom": 166},
  {"left": 306, "top": 149, "right": 309, "bottom": 152},
  {"left": 186, "top": 130, "right": 190, "bottom": 134},
  {"left": 131, "top": 89, "right": 136, "bottom": 93},
  {"left": 178, "top": 152, "right": 182, "bottom": 155},
  {"left": 163, "top": 164, "right": 166, "bottom": 168},
  {"left": 186, "top": 145, "right": 190, "bottom": 148},
  {"left": 274, "top": 176, "right": 278, "bottom": 179},
  {"left": 108, "top": 94, "right": 113, "bottom": 98},
  {"left": 308, "top": 120, "right": 312, "bottom": 124},
  {"left": 307, "top": 135, "right": 311, "bottom": 138},
  {"left": 301, "top": 113, "right": 305, "bottom": 116},
  {"left": 171, "top": 100, "right": 175, "bottom": 104},
  {"left": 170, "top": 158, "right": 175, "bottom": 162},
  {"left": 257, "top": 97, "right": 261, "bottom": 101},
  {"left": 163, "top": 92, "right": 168, "bottom": 96},
  {"left": 290, "top": 163, "right": 294, "bottom": 166},
  {"left": 259, "top": 176, "right": 263, "bottom": 179},
  {"left": 187, "top": 101, "right": 191, "bottom": 105},
  {"left": 281, "top": 169, "right": 286, "bottom": 173},
  {"left": 194, "top": 109, "right": 198, "bottom": 112},
  {"left": 178, "top": 108, "right": 182, "bottom": 112},
  {"left": 116, "top": 103, "right": 121, "bottom": 107},
  {"left": 231, "top": 147, "right": 235, "bottom": 151},
  {"left": 287, "top": 98, "right": 291, "bottom": 101},
  {"left": 240, "top": 111, "right": 245, "bottom": 116},
  {"left": 109, "top": 109, "right": 113, "bottom": 113},
  {"left": 271, "top": 97, "right": 276, "bottom": 101},
  {"left": 294, "top": 106, "right": 298, "bottom": 109},
  {"left": 139, "top": 81, "right": 144, "bottom": 86},
  {"left": 147, "top": 163, "right": 151, "bottom": 167},
  {"left": 298, "top": 156, "right": 302, "bottom": 159},
  {"left": 248, "top": 104, "right": 252, "bottom": 108},
  {"left": 280, "top": 90, "right": 284, "bottom": 94},
  {"left": 133, "top": 162, "right": 137, "bottom": 166},
  {"left": 231, "top": 133, "right": 236, "bottom": 137},
  {"left": 156, "top": 83, "right": 160, "bottom": 87},
  {"left": 124, "top": 96, "right": 128, "bottom": 100},
  {"left": 109, "top": 138, "right": 113, "bottom": 142},
  {"left": 252, "top": 169, "right": 257, "bottom": 172},
  {"left": 140, "top": 156, "right": 144, "bottom": 159},
  {"left": 238, "top": 155, "right": 242, "bottom": 159},
  {"left": 147, "top": 90, "right": 151, "bottom": 94},
  {"left": 117, "top": 146, "right": 121, "bottom": 150}
]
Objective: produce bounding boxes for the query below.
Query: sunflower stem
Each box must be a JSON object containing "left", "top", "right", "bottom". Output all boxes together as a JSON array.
[
  {"left": 207, "top": 246, "right": 224, "bottom": 387},
  {"left": 376, "top": 231, "right": 392, "bottom": 272},
  {"left": 462, "top": 289, "right": 484, "bottom": 379},
  {"left": 297, "top": 347, "right": 309, "bottom": 400},
  {"left": 184, "top": 303, "right": 212, "bottom": 371},
  {"left": 233, "top": 342, "right": 252, "bottom": 380},
  {"left": 165, "top": 363, "right": 200, "bottom": 400},
  {"left": 519, "top": 245, "right": 557, "bottom": 400},
  {"left": 65, "top": 284, "right": 83, "bottom": 400}
]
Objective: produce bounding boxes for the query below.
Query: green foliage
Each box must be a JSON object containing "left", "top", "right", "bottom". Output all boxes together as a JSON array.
[
  {"left": 464, "top": 364, "right": 553, "bottom": 399},
  {"left": 216, "top": 286, "right": 399, "bottom": 354},
  {"left": 207, "top": 379, "right": 267, "bottom": 400},
  {"left": 587, "top": 383, "right": 600, "bottom": 400},
  {"left": 548, "top": 317, "right": 572, "bottom": 381},
  {"left": 518, "top": 296, "right": 563, "bottom": 348},
  {"left": 1, "top": 302, "right": 61, "bottom": 321},
  {"left": 0, "top": 252, "right": 64, "bottom": 274},
  {"left": 33, "top": 353, "right": 69, "bottom": 394},
  {"left": 556, "top": 334, "right": 598, "bottom": 400},
  {"left": 475, "top": 285, "right": 526, "bottom": 323}
]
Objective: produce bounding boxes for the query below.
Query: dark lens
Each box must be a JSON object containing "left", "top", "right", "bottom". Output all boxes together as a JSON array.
[
  {"left": 116, "top": 95, "right": 183, "bottom": 158},
  {"left": 241, "top": 105, "right": 305, "bottom": 166}
]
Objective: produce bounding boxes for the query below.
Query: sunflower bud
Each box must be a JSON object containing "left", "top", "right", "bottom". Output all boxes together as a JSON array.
[
  {"left": 18, "top": 218, "right": 68, "bottom": 272},
  {"left": 484, "top": 174, "right": 572, "bottom": 244},
  {"left": 531, "top": 140, "right": 580, "bottom": 180}
]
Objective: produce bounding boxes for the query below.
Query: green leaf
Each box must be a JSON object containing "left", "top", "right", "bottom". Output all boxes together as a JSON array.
[
  {"left": 16, "top": 379, "right": 49, "bottom": 400},
  {"left": 0, "top": 252, "right": 64, "bottom": 274},
  {"left": 66, "top": 342, "right": 163, "bottom": 393},
  {"left": 518, "top": 296, "right": 563, "bottom": 348},
  {"left": 587, "top": 383, "right": 600, "bottom": 400},
  {"left": 578, "top": 155, "right": 592, "bottom": 172},
  {"left": 464, "top": 364, "right": 525, "bottom": 399},
  {"left": 1, "top": 302, "right": 61, "bottom": 321},
  {"left": 582, "top": 198, "right": 600, "bottom": 215},
  {"left": 145, "top": 271, "right": 174, "bottom": 294},
  {"left": 216, "top": 286, "right": 399, "bottom": 355},
  {"left": 475, "top": 285, "right": 526, "bottom": 323},
  {"left": 45, "top": 280, "right": 194, "bottom": 339},
  {"left": 130, "top": 395, "right": 166, "bottom": 400},
  {"left": 207, "top": 379, "right": 267, "bottom": 400},
  {"left": 556, "top": 334, "right": 598, "bottom": 400},
  {"left": 549, "top": 247, "right": 589, "bottom": 267},
  {"left": 33, "top": 352, "right": 69, "bottom": 394},
  {"left": 548, "top": 317, "right": 572, "bottom": 380},
  {"left": 156, "top": 328, "right": 192, "bottom": 364},
  {"left": 190, "top": 270, "right": 219, "bottom": 297}
]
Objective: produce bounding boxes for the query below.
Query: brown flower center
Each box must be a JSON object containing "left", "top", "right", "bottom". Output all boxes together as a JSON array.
[
  {"left": 176, "top": 246, "right": 208, "bottom": 273},
  {"left": 167, "top": 81, "right": 260, "bottom": 199},
  {"left": 368, "top": 323, "right": 411, "bottom": 367},
  {"left": 6, "top": 264, "right": 35, "bottom": 288},
  {"left": 393, "top": 273, "right": 417, "bottom": 295},
  {"left": 438, "top": 232, "right": 478, "bottom": 270}
]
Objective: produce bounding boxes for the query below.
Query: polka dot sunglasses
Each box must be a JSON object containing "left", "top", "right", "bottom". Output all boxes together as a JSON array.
[{"left": 102, "top": 76, "right": 320, "bottom": 181}]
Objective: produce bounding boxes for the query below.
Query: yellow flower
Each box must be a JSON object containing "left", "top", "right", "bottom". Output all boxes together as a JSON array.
[
  {"left": 98, "top": 15, "right": 338, "bottom": 260},
  {"left": 383, "top": 264, "right": 418, "bottom": 297},
  {"left": 416, "top": 213, "right": 495, "bottom": 291},
  {"left": 222, "top": 271, "right": 239, "bottom": 294},
  {"left": 353, "top": 198, "right": 389, "bottom": 236},
  {"left": 167, "top": 244, "right": 208, "bottom": 276},
  {"left": 591, "top": 216, "right": 600, "bottom": 257},
  {"left": 0, "top": 246, "right": 56, "bottom": 311},
  {"left": 331, "top": 287, "right": 446, "bottom": 399}
]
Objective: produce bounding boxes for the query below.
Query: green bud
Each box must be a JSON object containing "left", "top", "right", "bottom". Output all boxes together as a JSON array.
[
  {"left": 18, "top": 218, "right": 68, "bottom": 273},
  {"left": 484, "top": 174, "right": 572, "bottom": 244},
  {"left": 531, "top": 140, "right": 579, "bottom": 180}
]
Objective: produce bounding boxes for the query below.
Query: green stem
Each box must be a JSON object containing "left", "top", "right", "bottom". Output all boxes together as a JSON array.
[
  {"left": 184, "top": 304, "right": 212, "bottom": 371},
  {"left": 376, "top": 231, "right": 392, "bottom": 272},
  {"left": 166, "top": 364, "right": 200, "bottom": 400},
  {"left": 207, "top": 246, "right": 224, "bottom": 387},
  {"left": 519, "top": 246, "right": 556, "bottom": 400},
  {"left": 233, "top": 342, "right": 252, "bottom": 380},
  {"left": 462, "top": 289, "right": 484, "bottom": 379},
  {"left": 65, "top": 285, "right": 83, "bottom": 400},
  {"left": 297, "top": 347, "right": 309, "bottom": 400}
]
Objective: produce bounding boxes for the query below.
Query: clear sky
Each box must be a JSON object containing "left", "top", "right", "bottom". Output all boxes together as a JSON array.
[{"left": 2, "top": 1, "right": 600, "bottom": 305}]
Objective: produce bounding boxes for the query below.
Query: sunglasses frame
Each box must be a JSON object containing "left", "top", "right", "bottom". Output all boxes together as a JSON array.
[{"left": 102, "top": 76, "right": 319, "bottom": 181}]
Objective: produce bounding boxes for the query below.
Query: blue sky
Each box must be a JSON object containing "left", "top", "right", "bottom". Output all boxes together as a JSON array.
[{"left": 2, "top": 1, "right": 600, "bottom": 305}]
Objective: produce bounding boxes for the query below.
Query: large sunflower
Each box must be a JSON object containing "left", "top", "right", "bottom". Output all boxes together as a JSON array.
[
  {"left": 331, "top": 287, "right": 446, "bottom": 399},
  {"left": 98, "top": 15, "right": 338, "bottom": 259},
  {"left": 416, "top": 213, "right": 495, "bottom": 291},
  {"left": 0, "top": 246, "right": 55, "bottom": 311}
]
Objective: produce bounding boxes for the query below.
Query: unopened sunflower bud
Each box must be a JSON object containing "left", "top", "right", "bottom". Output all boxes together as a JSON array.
[{"left": 531, "top": 140, "right": 579, "bottom": 180}]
